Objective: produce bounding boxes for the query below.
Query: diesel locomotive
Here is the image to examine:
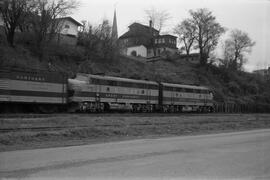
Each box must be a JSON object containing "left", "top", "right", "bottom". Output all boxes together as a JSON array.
[{"left": 0, "top": 68, "right": 213, "bottom": 113}]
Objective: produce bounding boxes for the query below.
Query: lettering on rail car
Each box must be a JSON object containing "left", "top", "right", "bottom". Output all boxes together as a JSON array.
[{"left": 16, "top": 75, "right": 46, "bottom": 82}]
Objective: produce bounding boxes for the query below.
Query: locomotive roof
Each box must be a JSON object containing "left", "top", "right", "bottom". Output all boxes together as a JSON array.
[
  {"left": 76, "top": 73, "right": 159, "bottom": 85},
  {"left": 161, "top": 82, "right": 209, "bottom": 90}
]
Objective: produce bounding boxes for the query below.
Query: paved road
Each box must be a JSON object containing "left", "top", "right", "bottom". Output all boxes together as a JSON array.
[{"left": 1, "top": 129, "right": 270, "bottom": 179}]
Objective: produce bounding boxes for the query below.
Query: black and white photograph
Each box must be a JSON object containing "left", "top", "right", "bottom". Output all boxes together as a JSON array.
[{"left": 0, "top": 0, "right": 270, "bottom": 179}]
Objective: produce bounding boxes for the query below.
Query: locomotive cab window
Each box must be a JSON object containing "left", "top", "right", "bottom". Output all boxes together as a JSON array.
[{"left": 68, "top": 90, "right": 75, "bottom": 97}]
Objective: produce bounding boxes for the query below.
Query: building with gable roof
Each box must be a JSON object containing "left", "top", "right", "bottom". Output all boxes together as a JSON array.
[
  {"left": 118, "top": 21, "right": 177, "bottom": 58},
  {"left": 55, "top": 16, "right": 82, "bottom": 45}
]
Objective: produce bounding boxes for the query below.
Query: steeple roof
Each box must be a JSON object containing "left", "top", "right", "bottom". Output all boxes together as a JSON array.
[{"left": 112, "top": 9, "right": 118, "bottom": 40}]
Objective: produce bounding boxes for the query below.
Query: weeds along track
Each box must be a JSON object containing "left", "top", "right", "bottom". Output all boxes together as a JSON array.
[
  {"left": 0, "top": 114, "right": 267, "bottom": 134},
  {"left": 0, "top": 122, "right": 200, "bottom": 133}
]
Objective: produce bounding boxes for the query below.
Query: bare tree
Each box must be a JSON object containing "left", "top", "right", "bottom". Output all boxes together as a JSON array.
[
  {"left": 219, "top": 40, "right": 234, "bottom": 68},
  {"left": 78, "top": 19, "right": 117, "bottom": 62},
  {"left": 174, "top": 19, "right": 196, "bottom": 55},
  {"left": 29, "top": 0, "right": 79, "bottom": 57},
  {"left": 188, "top": 8, "right": 226, "bottom": 65},
  {"left": 222, "top": 29, "right": 255, "bottom": 70},
  {"left": 145, "top": 7, "right": 170, "bottom": 32},
  {"left": 0, "top": 0, "right": 31, "bottom": 47}
]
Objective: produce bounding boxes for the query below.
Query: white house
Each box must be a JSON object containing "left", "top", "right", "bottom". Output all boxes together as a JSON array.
[
  {"left": 55, "top": 16, "right": 82, "bottom": 45},
  {"left": 127, "top": 45, "right": 148, "bottom": 57},
  {"left": 119, "top": 22, "right": 178, "bottom": 59}
]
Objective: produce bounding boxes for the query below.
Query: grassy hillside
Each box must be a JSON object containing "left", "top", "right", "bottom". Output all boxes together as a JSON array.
[{"left": 1, "top": 43, "right": 270, "bottom": 106}]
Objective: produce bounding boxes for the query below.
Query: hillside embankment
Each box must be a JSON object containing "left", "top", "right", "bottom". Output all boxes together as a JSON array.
[{"left": 1, "top": 43, "right": 270, "bottom": 108}]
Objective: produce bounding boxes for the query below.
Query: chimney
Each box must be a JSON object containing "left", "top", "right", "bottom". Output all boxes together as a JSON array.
[{"left": 149, "top": 20, "right": 152, "bottom": 28}]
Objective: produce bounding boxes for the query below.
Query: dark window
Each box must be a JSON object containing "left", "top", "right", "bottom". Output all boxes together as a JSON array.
[
  {"left": 131, "top": 50, "right": 137, "bottom": 56},
  {"left": 106, "top": 87, "right": 110, "bottom": 92},
  {"left": 185, "top": 88, "right": 193, "bottom": 93},
  {"left": 109, "top": 81, "right": 116, "bottom": 86},
  {"left": 65, "top": 25, "right": 70, "bottom": 29},
  {"left": 141, "top": 90, "right": 145, "bottom": 94}
]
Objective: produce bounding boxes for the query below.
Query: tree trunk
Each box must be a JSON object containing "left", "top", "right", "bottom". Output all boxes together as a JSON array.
[
  {"left": 199, "top": 48, "right": 206, "bottom": 65},
  {"left": 7, "top": 29, "right": 15, "bottom": 47},
  {"left": 233, "top": 50, "right": 239, "bottom": 70}
]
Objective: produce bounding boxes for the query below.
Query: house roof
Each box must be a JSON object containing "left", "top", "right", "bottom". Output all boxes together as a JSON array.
[
  {"left": 253, "top": 68, "right": 270, "bottom": 73},
  {"left": 158, "top": 34, "right": 177, "bottom": 38},
  {"left": 119, "top": 22, "right": 159, "bottom": 39},
  {"left": 128, "top": 22, "right": 159, "bottom": 32},
  {"left": 56, "top": 16, "right": 82, "bottom": 26}
]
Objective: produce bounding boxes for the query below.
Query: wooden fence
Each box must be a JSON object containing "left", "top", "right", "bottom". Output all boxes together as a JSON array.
[{"left": 214, "top": 103, "right": 270, "bottom": 113}]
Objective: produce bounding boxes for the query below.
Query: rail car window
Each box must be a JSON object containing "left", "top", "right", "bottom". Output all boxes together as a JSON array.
[
  {"left": 109, "top": 81, "right": 117, "bottom": 86},
  {"left": 193, "top": 89, "right": 200, "bottom": 93},
  {"left": 92, "top": 78, "right": 100, "bottom": 84},
  {"left": 185, "top": 89, "right": 193, "bottom": 93},
  {"left": 106, "top": 87, "right": 110, "bottom": 92},
  {"left": 141, "top": 90, "right": 145, "bottom": 94},
  {"left": 200, "top": 90, "right": 208, "bottom": 94},
  {"left": 164, "top": 86, "right": 173, "bottom": 91}
]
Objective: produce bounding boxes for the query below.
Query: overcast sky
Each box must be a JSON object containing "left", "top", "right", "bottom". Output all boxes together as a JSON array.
[{"left": 72, "top": 0, "right": 270, "bottom": 72}]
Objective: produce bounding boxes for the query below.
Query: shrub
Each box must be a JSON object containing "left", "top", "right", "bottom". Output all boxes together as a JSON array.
[{"left": 228, "top": 81, "right": 241, "bottom": 94}]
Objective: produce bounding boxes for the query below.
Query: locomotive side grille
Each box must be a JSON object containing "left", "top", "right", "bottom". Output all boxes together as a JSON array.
[{"left": 0, "top": 79, "right": 9, "bottom": 89}]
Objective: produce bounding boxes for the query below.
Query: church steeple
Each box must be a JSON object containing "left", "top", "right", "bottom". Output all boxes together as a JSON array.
[{"left": 112, "top": 9, "right": 118, "bottom": 41}]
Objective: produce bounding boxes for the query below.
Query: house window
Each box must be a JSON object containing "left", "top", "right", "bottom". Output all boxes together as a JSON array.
[
  {"left": 131, "top": 50, "right": 137, "bottom": 56},
  {"left": 162, "top": 38, "right": 165, "bottom": 43},
  {"left": 65, "top": 24, "right": 70, "bottom": 29}
]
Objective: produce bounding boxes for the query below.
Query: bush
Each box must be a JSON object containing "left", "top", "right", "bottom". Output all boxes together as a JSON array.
[
  {"left": 228, "top": 81, "right": 241, "bottom": 94},
  {"left": 243, "top": 83, "right": 259, "bottom": 94}
]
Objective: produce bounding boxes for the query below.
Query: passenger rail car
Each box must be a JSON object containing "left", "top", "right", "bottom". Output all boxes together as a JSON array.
[
  {"left": 0, "top": 68, "right": 67, "bottom": 113},
  {"left": 68, "top": 74, "right": 159, "bottom": 112}
]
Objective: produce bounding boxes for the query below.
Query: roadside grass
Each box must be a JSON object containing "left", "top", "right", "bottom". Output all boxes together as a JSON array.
[{"left": 0, "top": 114, "right": 269, "bottom": 151}]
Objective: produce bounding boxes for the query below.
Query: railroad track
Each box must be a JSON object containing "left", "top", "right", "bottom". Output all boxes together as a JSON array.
[{"left": 0, "top": 112, "right": 240, "bottom": 119}]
